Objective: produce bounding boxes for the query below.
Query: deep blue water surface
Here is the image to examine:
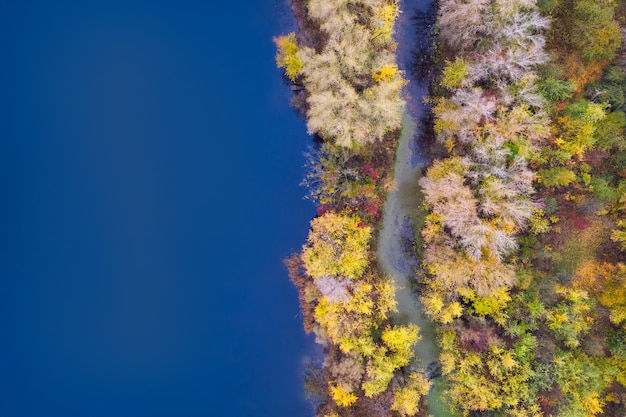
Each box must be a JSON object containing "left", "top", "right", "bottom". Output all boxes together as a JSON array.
[{"left": 0, "top": 1, "right": 315, "bottom": 416}]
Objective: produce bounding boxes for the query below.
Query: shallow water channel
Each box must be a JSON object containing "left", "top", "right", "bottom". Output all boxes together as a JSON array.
[{"left": 376, "top": 1, "right": 456, "bottom": 415}]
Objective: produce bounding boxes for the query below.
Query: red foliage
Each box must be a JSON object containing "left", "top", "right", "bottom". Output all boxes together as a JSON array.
[
  {"left": 556, "top": 101, "right": 567, "bottom": 112},
  {"left": 569, "top": 211, "right": 590, "bottom": 230},
  {"left": 363, "top": 198, "right": 380, "bottom": 217},
  {"left": 316, "top": 204, "right": 334, "bottom": 216},
  {"left": 362, "top": 163, "right": 380, "bottom": 183}
]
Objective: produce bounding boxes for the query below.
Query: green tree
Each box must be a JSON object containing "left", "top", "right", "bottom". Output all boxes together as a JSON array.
[
  {"left": 539, "top": 79, "right": 574, "bottom": 101},
  {"left": 570, "top": 0, "right": 622, "bottom": 62},
  {"left": 539, "top": 167, "right": 577, "bottom": 187}
]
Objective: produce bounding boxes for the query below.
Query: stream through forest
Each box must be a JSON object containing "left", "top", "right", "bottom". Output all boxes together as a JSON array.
[{"left": 376, "top": 1, "right": 456, "bottom": 415}]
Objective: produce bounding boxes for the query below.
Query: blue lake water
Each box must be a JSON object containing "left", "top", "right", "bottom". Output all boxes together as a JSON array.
[{"left": 0, "top": 1, "right": 316, "bottom": 416}]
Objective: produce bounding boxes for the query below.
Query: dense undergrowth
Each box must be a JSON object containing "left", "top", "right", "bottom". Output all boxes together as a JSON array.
[{"left": 277, "top": 0, "right": 626, "bottom": 416}]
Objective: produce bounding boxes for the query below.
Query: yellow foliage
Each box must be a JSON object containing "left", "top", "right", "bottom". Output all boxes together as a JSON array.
[
  {"left": 421, "top": 213, "right": 444, "bottom": 243},
  {"left": 372, "top": 64, "right": 398, "bottom": 83},
  {"left": 612, "top": 219, "right": 626, "bottom": 251},
  {"left": 547, "top": 285, "right": 594, "bottom": 348},
  {"left": 330, "top": 384, "right": 357, "bottom": 407},
  {"left": 598, "top": 263, "right": 626, "bottom": 326},
  {"left": 581, "top": 392, "right": 604, "bottom": 416},
  {"left": 440, "top": 352, "right": 456, "bottom": 375},
  {"left": 572, "top": 260, "right": 611, "bottom": 295},
  {"left": 421, "top": 291, "right": 463, "bottom": 323},
  {"left": 391, "top": 372, "right": 431, "bottom": 416},
  {"left": 425, "top": 248, "right": 517, "bottom": 298},
  {"left": 382, "top": 324, "right": 420, "bottom": 362},
  {"left": 374, "top": 280, "right": 398, "bottom": 317},
  {"left": 344, "top": 283, "right": 374, "bottom": 315},
  {"left": 441, "top": 58, "right": 469, "bottom": 89},
  {"left": 529, "top": 209, "right": 550, "bottom": 234},
  {"left": 274, "top": 33, "right": 303, "bottom": 82},
  {"left": 441, "top": 343, "right": 535, "bottom": 413},
  {"left": 302, "top": 212, "right": 371, "bottom": 280},
  {"left": 314, "top": 285, "right": 373, "bottom": 344},
  {"left": 354, "top": 325, "right": 421, "bottom": 398},
  {"left": 338, "top": 335, "right": 377, "bottom": 356},
  {"left": 460, "top": 287, "right": 512, "bottom": 317},
  {"left": 564, "top": 56, "right": 608, "bottom": 93},
  {"left": 423, "top": 157, "right": 467, "bottom": 180},
  {"left": 372, "top": 3, "right": 400, "bottom": 41},
  {"left": 444, "top": 138, "right": 455, "bottom": 153}
]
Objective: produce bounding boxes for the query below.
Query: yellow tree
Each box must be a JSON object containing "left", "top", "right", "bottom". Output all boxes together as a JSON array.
[
  {"left": 274, "top": 33, "right": 303, "bottom": 82},
  {"left": 599, "top": 263, "right": 626, "bottom": 327},
  {"left": 391, "top": 372, "right": 431, "bottom": 416},
  {"left": 302, "top": 212, "right": 371, "bottom": 280}
]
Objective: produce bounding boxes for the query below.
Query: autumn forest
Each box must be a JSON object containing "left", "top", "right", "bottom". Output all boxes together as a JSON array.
[{"left": 276, "top": 0, "right": 626, "bottom": 416}]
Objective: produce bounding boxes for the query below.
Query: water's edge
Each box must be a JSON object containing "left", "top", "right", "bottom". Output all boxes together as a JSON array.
[{"left": 376, "top": 1, "right": 455, "bottom": 414}]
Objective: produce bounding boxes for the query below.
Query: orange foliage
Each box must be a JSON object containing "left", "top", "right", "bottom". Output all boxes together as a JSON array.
[
  {"left": 564, "top": 55, "right": 610, "bottom": 93},
  {"left": 572, "top": 260, "right": 612, "bottom": 295}
]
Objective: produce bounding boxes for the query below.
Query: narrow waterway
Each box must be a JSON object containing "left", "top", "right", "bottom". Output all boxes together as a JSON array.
[{"left": 377, "top": 1, "right": 455, "bottom": 415}]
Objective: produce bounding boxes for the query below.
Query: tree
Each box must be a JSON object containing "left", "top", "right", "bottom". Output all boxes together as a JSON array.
[
  {"left": 539, "top": 167, "right": 577, "bottom": 187},
  {"left": 372, "top": 2, "right": 401, "bottom": 42},
  {"left": 612, "top": 221, "right": 626, "bottom": 252},
  {"left": 570, "top": 0, "right": 622, "bottom": 62},
  {"left": 598, "top": 263, "right": 626, "bottom": 327},
  {"left": 301, "top": 143, "right": 362, "bottom": 205},
  {"left": 441, "top": 342, "right": 537, "bottom": 414},
  {"left": 546, "top": 285, "right": 594, "bottom": 348},
  {"left": 330, "top": 384, "right": 357, "bottom": 407},
  {"left": 553, "top": 350, "right": 607, "bottom": 416},
  {"left": 438, "top": 0, "right": 491, "bottom": 50},
  {"left": 298, "top": 0, "right": 404, "bottom": 147},
  {"left": 391, "top": 372, "right": 431, "bottom": 416},
  {"left": 274, "top": 33, "right": 303, "bottom": 82},
  {"left": 441, "top": 58, "right": 469, "bottom": 89},
  {"left": 302, "top": 212, "right": 371, "bottom": 280},
  {"left": 539, "top": 79, "right": 574, "bottom": 101},
  {"left": 361, "top": 324, "right": 420, "bottom": 397}
]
